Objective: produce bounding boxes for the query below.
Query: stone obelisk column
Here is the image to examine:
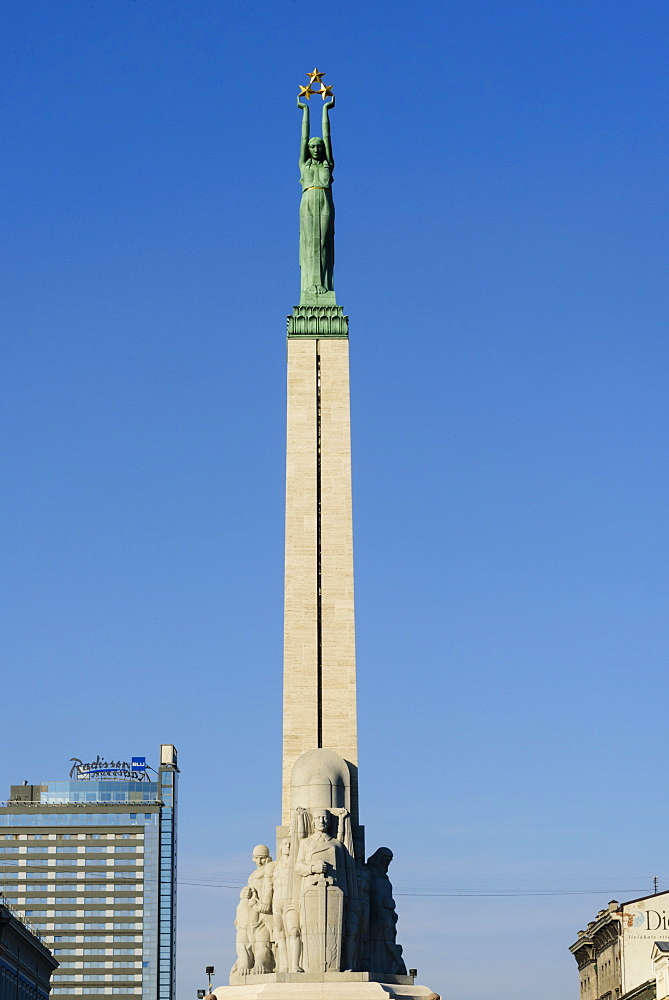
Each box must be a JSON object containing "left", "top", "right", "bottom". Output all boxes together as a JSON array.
[{"left": 282, "top": 89, "right": 358, "bottom": 827}]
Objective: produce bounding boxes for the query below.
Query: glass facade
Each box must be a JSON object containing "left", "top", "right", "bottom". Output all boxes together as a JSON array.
[{"left": 0, "top": 747, "right": 178, "bottom": 1000}]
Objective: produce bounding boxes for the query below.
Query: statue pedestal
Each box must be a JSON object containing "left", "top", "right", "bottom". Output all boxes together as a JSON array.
[{"left": 214, "top": 974, "right": 437, "bottom": 1000}]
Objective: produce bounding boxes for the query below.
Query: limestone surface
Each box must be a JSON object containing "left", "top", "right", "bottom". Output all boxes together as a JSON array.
[
  {"left": 212, "top": 979, "right": 437, "bottom": 1000},
  {"left": 282, "top": 338, "right": 358, "bottom": 826}
]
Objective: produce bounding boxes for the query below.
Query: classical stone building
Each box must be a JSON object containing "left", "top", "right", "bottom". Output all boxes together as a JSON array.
[
  {"left": 570, "top": 892, "right": 669, "bottom": 1000},
  {"left": 0, "top": 901, "right": 58, "bottom": 1000},
  {"left": 651, "top": 944, "right": 669, "bottom": 1000}
]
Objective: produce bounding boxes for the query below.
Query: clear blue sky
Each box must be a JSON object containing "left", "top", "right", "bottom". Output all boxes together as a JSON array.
[{"left": 1, "top": 2, "right": 667, "bottom": 998}]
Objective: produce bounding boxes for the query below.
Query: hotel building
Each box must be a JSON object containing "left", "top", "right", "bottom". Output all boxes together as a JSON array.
[{"left": 0, "top": 744, "right": 178, "bottom": 1000}]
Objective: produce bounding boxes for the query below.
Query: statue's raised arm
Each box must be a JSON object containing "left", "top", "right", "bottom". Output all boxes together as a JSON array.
[
  {"left": 297, "top": 98, "right": 311, "bottom": 169},
  {"left": 322, "top": 96, "right": 334, "bottom": 170}
]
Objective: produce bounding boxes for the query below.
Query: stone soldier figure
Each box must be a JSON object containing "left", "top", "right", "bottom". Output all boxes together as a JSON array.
[
  {"left": 367, "top": 847, "right": 407, "bottom": 975},
  {"left": 347, "top": 858, "right": 371, "bottom": 970},
  {"left": 294, "top": 808, "right": 349, "bottom": 971},
  {"left": 272, "top": 838, "right": 303, "bottom": 973}
]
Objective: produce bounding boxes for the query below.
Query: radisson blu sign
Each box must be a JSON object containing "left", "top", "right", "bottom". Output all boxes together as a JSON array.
[{"left": 69, "top": 755, "right": 151, "bottom": 781}]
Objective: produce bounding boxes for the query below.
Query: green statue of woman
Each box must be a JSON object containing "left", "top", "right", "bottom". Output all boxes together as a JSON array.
[{"left": 296, "top": 95, "right": 335, "bottom": 299}]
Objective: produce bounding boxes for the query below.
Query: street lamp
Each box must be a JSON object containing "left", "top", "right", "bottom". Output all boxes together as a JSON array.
[
  {"left": 197, "top": 991, "right": 206, "bottom": 999},
  {"left": 206, "top": 966, "right": 216, "bottom": 994}
]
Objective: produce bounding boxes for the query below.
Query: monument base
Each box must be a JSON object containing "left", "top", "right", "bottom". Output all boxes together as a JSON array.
[
  {"left": 212, "top": 978, "right": 437, "bottom": 1000},
  {"left": 228, "top": 974, "right": 415, "bottom": 987}
]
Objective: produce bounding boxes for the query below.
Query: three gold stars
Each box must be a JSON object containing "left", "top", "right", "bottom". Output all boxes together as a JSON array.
[{"left": 297, "top": 67, "right": 334, "bottom": 100}]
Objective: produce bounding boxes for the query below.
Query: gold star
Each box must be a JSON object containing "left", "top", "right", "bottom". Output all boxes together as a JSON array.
[
  {"left": 306, "top": 67, "right": 326, "bottom": 85},
  {"left": 297, "top": 84, "right": 316, "bottom": 99},
  {"left": 318, "top": 83, "right": 334, "bottom": 100}
]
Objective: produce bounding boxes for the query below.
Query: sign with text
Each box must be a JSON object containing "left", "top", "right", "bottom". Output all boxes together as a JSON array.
[
  {"left": 621, "top": 892, "right": 669, "bottom": 993},
  {"left": 69, "top": 755, "right": 151, "bottom": 781}
]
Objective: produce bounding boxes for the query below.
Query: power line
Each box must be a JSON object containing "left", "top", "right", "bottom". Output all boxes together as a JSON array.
[
  {"left": 0, "top": 860, "right": 664, "bottom": 898},
  {"left": 174, "top": 880, "right": 656, "bottom": 898}
]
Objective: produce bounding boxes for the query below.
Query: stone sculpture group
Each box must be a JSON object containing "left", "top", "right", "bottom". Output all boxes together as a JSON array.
[{"left": 230, "top": 750, "right": 406, "bottom": 981}]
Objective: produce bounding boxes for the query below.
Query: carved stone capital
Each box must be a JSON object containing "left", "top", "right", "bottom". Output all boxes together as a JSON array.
[{"left": 287, "top": 305, "right": 349, "bottom": 339}]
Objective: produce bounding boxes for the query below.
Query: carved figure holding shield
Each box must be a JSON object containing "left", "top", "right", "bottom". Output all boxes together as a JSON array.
[{"left": 294, "top": 808, "right": 348, "bottom": 971}]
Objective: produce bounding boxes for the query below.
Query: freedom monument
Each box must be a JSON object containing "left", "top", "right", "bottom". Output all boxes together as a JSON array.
[{"left": 210, "top": 70, "right": 439, "bottom": 1000}]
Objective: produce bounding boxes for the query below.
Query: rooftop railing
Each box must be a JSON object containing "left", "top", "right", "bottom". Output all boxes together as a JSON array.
[
  {"left": 0, "top": 799, "right": 162, "bottom": 807},
  {"left": 0, "top": 897, "right": 45, "bottom": 942}
]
